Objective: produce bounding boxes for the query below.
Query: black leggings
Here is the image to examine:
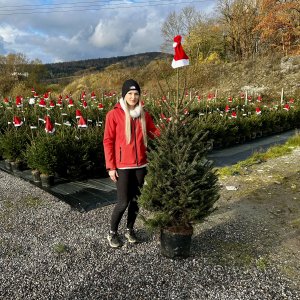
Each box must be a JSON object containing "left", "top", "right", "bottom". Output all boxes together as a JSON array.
[{"left": 110, "top": 167, "right": 147, "bottom": 232}]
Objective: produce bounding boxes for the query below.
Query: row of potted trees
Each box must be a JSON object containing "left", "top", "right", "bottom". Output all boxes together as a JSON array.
[{"left": 0, "top": 126, "right": 105, "bottom": 187}]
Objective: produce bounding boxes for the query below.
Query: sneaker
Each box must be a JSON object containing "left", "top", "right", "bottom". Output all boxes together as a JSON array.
[
  {"left": 107, "top": 232, "right": 123, "bottom": 248},
  {"left": 125, "top": 229, "right": 138, "bottom": 244}
]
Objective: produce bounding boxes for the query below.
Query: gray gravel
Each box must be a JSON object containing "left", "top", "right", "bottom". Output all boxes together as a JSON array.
[{"left": 0, "top": 169, "right": 299, "bottom": 300}]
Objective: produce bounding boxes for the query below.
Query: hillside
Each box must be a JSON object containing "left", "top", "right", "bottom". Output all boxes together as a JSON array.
[
  {"left": 60, "top": 54, "right": 300, "bottom": 100},
  {"left": 42, "top": 52, "right": 171, "bottom": 82}
]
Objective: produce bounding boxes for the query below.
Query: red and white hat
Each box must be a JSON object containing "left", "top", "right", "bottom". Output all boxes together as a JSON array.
[
  {"left": 255, "top": 107, "right": 261, "bottom": 115},
  {"left": 68, "top": 98, "right": 74, "bottom": 107},
  {"left": 283, "top": 104, "right": 290, "bottom": 111},
  {"left": 43, "top": 92, "right": 49, "bottom": 100},
  {"left": 39, "top": 98, "right": 46, "bottom": 108},
  {"left": 76, "top": 109, "right": 82, "bottom": 119},
  {"left": 78, "top": 116, "right": 87, "bottom": 128},
  {"left": 16, "top": 96, "right": 22, "bottom": 107},
  {"left": 57, "top": 99, "right": 63, "bottom": 106},
  {"left": 98, "top": 103, "right": 104, "bottom": 110},
  {"left": 82, "top": 100, "right": 88, "bottom": 109},
  {"left": 45, "top": 116, "right": 55, "bottom": 134},
  {"left": 49, "top": 100, "right": 55, "bottom": 108},
  {"left": 91, "top": 91, "right": 96, "bottom": 99},
  {"left": 231, "top": 111, "right": 237, "bottom": 118},
  {"left": 13, "top": 116, "right": 23, "bottom": 127},
  {"left": 171, "top": 35, "right": 189, "bottom": 69},
  {"left": 225, "top": 105, "right": 230, "bottom": 113}
]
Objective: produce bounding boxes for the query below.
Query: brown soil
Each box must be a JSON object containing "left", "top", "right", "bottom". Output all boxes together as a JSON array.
[{"left": 199, "top": 147, "right": 300, "bottom": 288}]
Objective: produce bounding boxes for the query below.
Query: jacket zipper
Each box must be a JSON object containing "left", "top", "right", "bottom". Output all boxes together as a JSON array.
[
  {"left": 132, "top": 119, "right": 139, "bottom": 166},
  {"left": 119, "top": 147, "right": 122, "bottom": 162}
]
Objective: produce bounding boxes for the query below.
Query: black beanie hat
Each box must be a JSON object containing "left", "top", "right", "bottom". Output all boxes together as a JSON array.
[{"left": 121, "top": 79, "right": 141, "bottom": 99}]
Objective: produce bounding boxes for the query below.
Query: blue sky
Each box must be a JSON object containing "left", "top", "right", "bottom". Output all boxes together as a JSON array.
[{"left": 0, "top": 0, "right": 217, "bottom": 63}]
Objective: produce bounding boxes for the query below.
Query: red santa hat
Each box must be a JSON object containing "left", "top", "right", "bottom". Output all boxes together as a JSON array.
[
  {"left": 45, "top": 116, "right": 55, "bottom": 134},
  {"left": 231, "top": 111, "right": 237, "bottom": 118},
  {"left": 283, "top": 104, "right": 290, "bottom": 111},
  {"left": 98, "top": 103, "right": 104, "bottom": 110},
  {"left": 78, "top": 116, "right": 87, "bottom": 128},
  {"left": 16, "top": 96, "right": 22, "bottom": 107},
  {"left": 39, "top": 98, "right": 46, "bottom": 108},
  {"left": 68, "top": 98, "right": 74, "bottom": 107},
  {"left": 49, "top": 100, "right": 55, "bottom": 108},
  {"left": 82, "top": 100, "right": 88, "bottom": 109},
  {"left": 76, "top": 109, "right": 82, "bottom": 119},
  {"left": 225, "top": 105, "right": 230, "bottom": 113},
  {"left": 43, "top": 92, "right": 49, "bottom": 100},
  {"left": 255, "top": 107, "right": 261, "bottom": 115},
  {"left": 91, "top": 91, "right": 96, "bottom": 99},
  {"left": 57, "top": 99, "right": 63, "bottom": 106},
  {"left": 171, "top": 35, "right": 189, "bottom": 69},
  {"left": 13, "top": 116, "right": 23, "bottom": 127}
]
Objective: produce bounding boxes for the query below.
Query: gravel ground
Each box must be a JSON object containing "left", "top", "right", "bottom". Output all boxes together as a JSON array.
[{"left": 0, "top": 149, "right": 300, "bottom": 300}]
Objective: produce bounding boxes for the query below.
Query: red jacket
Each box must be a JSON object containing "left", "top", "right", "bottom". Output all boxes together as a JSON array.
[{"left": 103, "top": 103, "right": 159, "bottom": 170}]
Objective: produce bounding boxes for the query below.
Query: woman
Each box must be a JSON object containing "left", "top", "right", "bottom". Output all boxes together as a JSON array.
[{"left": 103, "top": 79, "right": 159, "bottom": 248}]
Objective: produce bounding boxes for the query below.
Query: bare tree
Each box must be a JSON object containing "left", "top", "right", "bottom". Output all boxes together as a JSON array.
[
  {"left": 217, "top": 0, "right": 259, "bottom": 60},
  {"left": 161, "top": 6, "right": 201, "bottom": 53}
]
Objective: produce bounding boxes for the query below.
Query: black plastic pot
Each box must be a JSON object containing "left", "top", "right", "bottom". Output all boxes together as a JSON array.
[
  {"left": 160, "top": 226, "right": 193, "bottom": 259},
  {"left": 40, "top": 174, "right": 54, "bottom": 188},
  {"left": 31, "top": 170, "right": 41, "bottom": 184},
  {"left": 11, "top": 161, "right": 23, "bottom": 173},
  {"left": 4, "top": 159, "right": 12, "bottom": 171}
]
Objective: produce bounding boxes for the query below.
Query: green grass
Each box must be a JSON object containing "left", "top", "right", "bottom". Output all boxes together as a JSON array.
[
  {"left": 23, "top": 196, "right": 44, "bottom": 208},
  {"left": 290, "top": 218, "right": 300, "bottom": 228},
  {"left": 218, "top": 132, "right": 300, "bottom": 177},
  {"left": 53, "top": 243, "right": 69, "bottom": 254},
  {"left": 256, "top": 257, "right": 269, "bottom": 270}
]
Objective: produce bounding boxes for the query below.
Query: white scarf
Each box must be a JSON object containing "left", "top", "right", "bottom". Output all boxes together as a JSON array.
[{"left": 120, "top": 98, "right": 141, "bottom": 119}]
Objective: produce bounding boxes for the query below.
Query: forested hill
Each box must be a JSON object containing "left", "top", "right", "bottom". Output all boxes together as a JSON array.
[{"left": 43, "top": 52, "right": 171, "bottom": 81}]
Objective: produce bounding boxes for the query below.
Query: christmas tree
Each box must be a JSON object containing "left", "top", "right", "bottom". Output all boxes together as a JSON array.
[{"left": 139, "top": 117, "right": 220, "bottom": 231}]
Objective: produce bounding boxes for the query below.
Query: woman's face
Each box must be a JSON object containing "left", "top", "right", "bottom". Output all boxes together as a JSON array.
[{"left": 125, "top": 90, "right": 140, "bottom": 109}]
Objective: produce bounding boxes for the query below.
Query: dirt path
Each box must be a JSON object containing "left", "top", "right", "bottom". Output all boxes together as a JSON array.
[{"left": 204, "top": 147, "right": 300, "bottom": 289}]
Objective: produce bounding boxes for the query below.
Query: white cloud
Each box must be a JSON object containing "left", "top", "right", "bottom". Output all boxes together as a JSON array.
[
  {"left": 0, "top": 24, "right": 26, "bottom": 44},
  {"left": 0, "top": 0, "right": 217, "bottom": 63},
  {"left": 89, "top": 21, "right": 124, "bottom": 48}
]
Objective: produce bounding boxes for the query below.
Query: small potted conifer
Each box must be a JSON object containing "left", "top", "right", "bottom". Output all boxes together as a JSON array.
[
  {"left": 25, "top": 133, "right": 59, "bottom": 187},
  {"left": 138, "top": 116, "right": 220, "bottom": 258},
  {"left": 0, "top": 127, "right": 30, "bottom": 172}
]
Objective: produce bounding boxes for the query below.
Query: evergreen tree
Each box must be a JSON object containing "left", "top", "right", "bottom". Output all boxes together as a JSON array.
[{"left": 139, "top": 117, "right": 220, "bottom": 230}]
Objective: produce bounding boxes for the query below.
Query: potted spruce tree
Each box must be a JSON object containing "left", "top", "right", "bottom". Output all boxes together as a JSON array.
[
  {"left": 0, "top": 127, "right": 30, "bottom": 172},
  {"left": 25, "top": 133, "right": 59, "bottom": 187},
  {"left": 138, "top": 117, "right": 220, "bottom": 258}
]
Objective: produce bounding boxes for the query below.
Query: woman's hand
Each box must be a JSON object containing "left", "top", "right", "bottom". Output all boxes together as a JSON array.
[{"left": 108, "top": 169, "right": 118, "bottom": 182}]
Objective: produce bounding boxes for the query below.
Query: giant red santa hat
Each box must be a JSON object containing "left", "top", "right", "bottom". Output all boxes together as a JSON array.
[{"left": 171, "top": 35, "right": 189, "bottom": 69}]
